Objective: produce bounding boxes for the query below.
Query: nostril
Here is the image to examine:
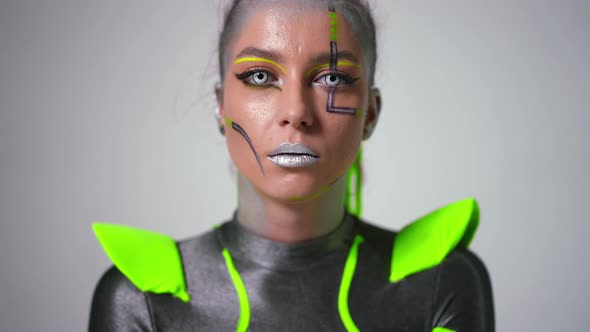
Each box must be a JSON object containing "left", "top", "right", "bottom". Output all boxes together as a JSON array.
[
  {"left": 280, "top": 119, "right": 309, "bottom": 128},
  {"left": 278, "top": 109, "right": 313, "bottom": 128}
]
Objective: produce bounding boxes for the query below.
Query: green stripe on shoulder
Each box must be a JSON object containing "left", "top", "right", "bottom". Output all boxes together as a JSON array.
[
  {"left": 389, "top": 198, "right": 480, "bottom": 282},
  {"left": 92, "top": 223, "right": 190, "bottom": 302}
]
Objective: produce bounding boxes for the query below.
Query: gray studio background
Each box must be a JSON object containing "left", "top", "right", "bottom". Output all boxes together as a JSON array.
[{"left": 1, "top": 0, "right": 588, "bottom": 331}]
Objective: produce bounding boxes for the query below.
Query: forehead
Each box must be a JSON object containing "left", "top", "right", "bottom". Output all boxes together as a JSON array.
[{"left": 229, "top": 4, "right": 363, "bottom": 62}]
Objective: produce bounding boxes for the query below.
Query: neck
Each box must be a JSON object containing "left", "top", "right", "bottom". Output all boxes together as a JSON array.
[{"left": 236, "top": 174, "right": 347, "bottom": 243}]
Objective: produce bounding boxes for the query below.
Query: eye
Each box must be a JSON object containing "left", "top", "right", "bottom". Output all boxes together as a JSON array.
[
  {"left": 234, "top": 69, "right": 277, "bottom": 87},
  {"left": 314, "top": 71, "right": 356, "bottom": 87},
  {"left": 252, "top": 71, "right": 269, "bottom": 84},
  {"left": 323, "top": 74, "right": 342, "bottom": 86}
]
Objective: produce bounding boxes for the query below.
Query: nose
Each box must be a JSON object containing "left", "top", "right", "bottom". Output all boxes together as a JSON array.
[{"left": 276, "top": 83, "right": 314, "bottom": 130}]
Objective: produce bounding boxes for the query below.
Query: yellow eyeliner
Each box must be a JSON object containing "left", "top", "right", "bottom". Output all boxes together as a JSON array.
[
  {"left": 304, "top": 61, "right": 361, "bottom": 78},
  {"left": 234, "top": 57, "right": 288, "bottom": 75}
]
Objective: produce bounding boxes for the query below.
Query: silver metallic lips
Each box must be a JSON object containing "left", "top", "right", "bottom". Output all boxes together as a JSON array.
[{"left": 267, "top": 143, "right": 319, "bottom": 168}]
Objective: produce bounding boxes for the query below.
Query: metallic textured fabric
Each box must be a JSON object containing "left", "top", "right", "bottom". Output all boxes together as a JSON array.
[{"left": 89, "top": 214, "right": 494, "bottom": 331}]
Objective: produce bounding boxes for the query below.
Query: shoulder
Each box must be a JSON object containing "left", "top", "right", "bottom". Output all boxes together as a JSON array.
[
  {"left": 176, "top": 226, "right": 222, "bottom": 259},
  {"left": 89, "top": 224, "right": 226, "bottom": 330},
  {"left": 378, "top": 198, "right": 494, "bottom": 330},
  {"left": 93, "top": 265, "right": 141, "bottom": 299},
  {"left": 441, "top": 247, "right": 491, "bottom": 282},
  {"left": 437, "top": 247, "right": 493, "bottom": 301},
  {"left": 356, "top": 219, "right": 397, "bottom": 251},
  {"left": 91, "top": 223, "right": 192, "bottom": 302},
  {"left": 432, "top": 248, "right": 495, "bottom": 330},
  {"left": 175, "top": 227, "right": 226, "bottom": 279},
  {"left": 89, "top": 266, "right": 153, "bottom": 331},
  {"left": 352, "top": 197, "right": 480, "bottom": 283},
  {"left": 389, "top": 197, "right": 480, "bottom": 282}
]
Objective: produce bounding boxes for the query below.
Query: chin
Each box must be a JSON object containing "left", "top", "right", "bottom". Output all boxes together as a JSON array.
[
  {"left": 237, "top": 160, "right": 346, "bottom": 204},
  {"left": 260, "top": 170, "right": 337, "bottom": 203}
]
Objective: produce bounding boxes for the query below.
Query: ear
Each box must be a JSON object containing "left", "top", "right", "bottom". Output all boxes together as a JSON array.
[
  {"left": 215, "top": 81, "right": 224, "bottom": 110},
  {"left": 214, "top": 82, "right": 226, "bottom": 135},
  {"left": 363, "top": 87, "right": 381, "bottom": 140}
]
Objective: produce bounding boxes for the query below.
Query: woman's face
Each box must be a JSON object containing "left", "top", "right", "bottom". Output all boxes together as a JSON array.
[{"left": 218, "top": 4, "right": 379, "bottom": 203}]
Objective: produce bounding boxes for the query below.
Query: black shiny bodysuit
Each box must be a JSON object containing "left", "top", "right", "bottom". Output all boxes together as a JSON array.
[{"left": 89, "top": 214, "right": 494, "bottom": 331}]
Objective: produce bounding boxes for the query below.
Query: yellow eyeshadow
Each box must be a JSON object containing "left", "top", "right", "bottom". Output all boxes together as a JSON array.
[
  {"left": 234, "top": 57, "right": 288, "bottom": 75},
  {"left": 304, "top": 61, "right": 361, "bottom": 78}
]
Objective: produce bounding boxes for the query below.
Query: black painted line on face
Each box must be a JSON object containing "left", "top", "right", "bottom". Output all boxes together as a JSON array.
[
  {"left": 330, "top": 41, "right": 338, "bottom": 70},
  {"left": 326, "top": 7, "right": 359, "bottom": 117},
  {"left": 231, "top": 121, "right": 265, "bottom": 175},
  {"left": 327, "top": 86, "right": 334, "bottom": 110},
  {"left": 328, "top": 85, "right": 359, "bottom": 116},
  {"left": 328, "top": 106, "right": 358, "bottom": 116}
]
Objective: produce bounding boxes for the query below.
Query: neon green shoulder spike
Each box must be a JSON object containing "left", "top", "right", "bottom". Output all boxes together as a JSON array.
[
  {"left": 92, "top": 223, "right": 191, "bottom": 303},
  {"left": 432, "top": 327, "right": 455, "bottom": 332},
  {"left": 389, "top": 198, "right": 480, "bottom": 283}
]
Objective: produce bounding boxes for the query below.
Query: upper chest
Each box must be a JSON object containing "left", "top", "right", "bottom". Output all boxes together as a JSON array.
[{"left": 146, "top": 237, "right": 437, "bottom": 332}]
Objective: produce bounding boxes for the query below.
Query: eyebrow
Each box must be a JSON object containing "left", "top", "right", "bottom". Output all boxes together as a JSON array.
[
  {"left": 234, "top": 47, "right": 288, "bottom": 75},
  {"left": 233, "top": 47, "right": 362, "bottom": 77},
  {"left": 310, "top": 50, "right": 360, "bottom": 65},
  {"left": 304, "top": 51, "right": 362, "bottom": 78},
  {"left": 304, "top": 61, "right": 361, "bottom": 78}
]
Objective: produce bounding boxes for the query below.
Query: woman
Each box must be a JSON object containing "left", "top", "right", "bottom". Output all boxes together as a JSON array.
[{"left": 89, "top": 0, "right": 494, "bottom": 331}]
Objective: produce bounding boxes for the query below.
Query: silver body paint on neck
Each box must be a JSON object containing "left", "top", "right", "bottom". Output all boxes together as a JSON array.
[{"left": 268, "top": 143, "right": 319, "bottom": 168}]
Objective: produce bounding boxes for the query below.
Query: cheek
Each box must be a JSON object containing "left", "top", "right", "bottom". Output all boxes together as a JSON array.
[
  {"left": 317, "top": 109, "right": 364, "bottom": 157},
  {"left": 327, "top": 91, "right": 366, "bottom": 113},
  {"left": 328, "top": 118, "right": 364, "bottom": 148},
  {"left": 242, "top": 97, "right": 274, "bottom": 124},
  {"left": 224, "top": 82, "right": 274, "bottom": 125},
  {"left": 314, "top": 84, "right": 369, "bottom": 130},
  {"left": 339, "top": 78, "right": 370, "bottom": 109},
  {"left": 222, "top": 82, "right": 277, "bottom": 175},
  {"left": 315, "top": 84, "right": 368, "bottom": 171}
]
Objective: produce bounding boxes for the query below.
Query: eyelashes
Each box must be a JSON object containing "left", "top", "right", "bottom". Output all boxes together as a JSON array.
[
  {"left": 234, "top": 69, "right": 358, "bottom": 89},
  {"left": 234, "top": 69, "right": 276, "bottom": 84},
  {"left": 234, "top": 69, "right": 279, "bottom": 88},
  {"left": 313, "top": 70, "right": 358, "bottom": 87}
]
